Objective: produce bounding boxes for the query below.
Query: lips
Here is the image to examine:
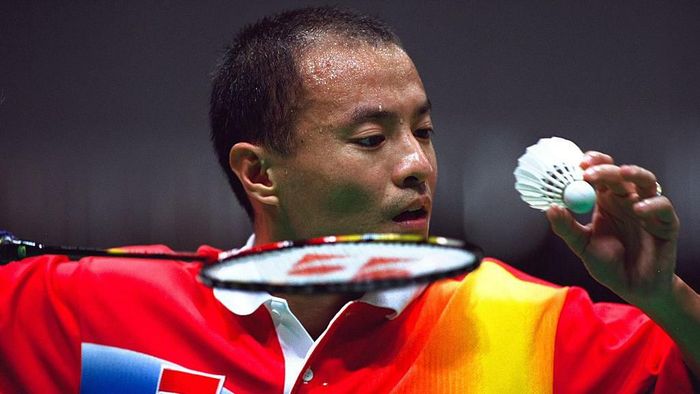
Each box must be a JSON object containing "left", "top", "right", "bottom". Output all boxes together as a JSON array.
[{"left": 392, "top": 207, "right": 428, "bottom": 222}]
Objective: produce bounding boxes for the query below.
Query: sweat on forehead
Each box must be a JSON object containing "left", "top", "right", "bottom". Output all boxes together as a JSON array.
[{"left": 297, "top": 38, "right": 413, "bottom": 90}]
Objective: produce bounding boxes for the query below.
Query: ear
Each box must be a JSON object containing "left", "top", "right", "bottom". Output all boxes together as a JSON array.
[{"left": 229, "top": 142, "right": 279, "bottom": 207}]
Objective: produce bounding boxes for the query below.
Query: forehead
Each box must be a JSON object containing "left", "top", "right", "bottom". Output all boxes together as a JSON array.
[
  {"left": 296, "top": 38, "right": 423, "bottom": 104},
  {"left": 300, "top": 38, "right": 414, "bottom": 80}
]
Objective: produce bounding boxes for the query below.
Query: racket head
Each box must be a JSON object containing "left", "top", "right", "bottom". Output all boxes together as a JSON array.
[{"left": 199, "top": 234, "right": 483, "bottom": 294}]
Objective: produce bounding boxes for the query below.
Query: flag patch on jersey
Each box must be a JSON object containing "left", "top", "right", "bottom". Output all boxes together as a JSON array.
[
  {"left": 81, "top": 343, "right": 230, "bottom": 394},
  {"left": 158, "top": 365, "right": 225, "bottom": 394}
]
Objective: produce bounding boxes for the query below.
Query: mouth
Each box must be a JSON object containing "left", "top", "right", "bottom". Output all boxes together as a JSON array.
[{"left": 392, "top": 206, "right": 428, "bottom": 223}]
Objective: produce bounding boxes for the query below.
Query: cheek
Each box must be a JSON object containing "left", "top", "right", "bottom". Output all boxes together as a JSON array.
[
  {"left": 324, "top": 182, "right": 375, "bottom": 215},
  {"left": 298, "top": 150, "right": 385, "bottom": 216},
  {"left": 281, "top": 162, "right": 380, "bottom": 219},
  {"left": 424, "top": 146, "right": 439, "bottom": 187}
]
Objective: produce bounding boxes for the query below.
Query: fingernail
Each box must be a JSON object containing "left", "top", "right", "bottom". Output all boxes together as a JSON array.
[{"left": 633, "top": 200, "right": 650, "bottom": 214}]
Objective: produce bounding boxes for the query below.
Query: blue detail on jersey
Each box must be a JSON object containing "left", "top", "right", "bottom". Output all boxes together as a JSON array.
[{"left": 80, "top": 343, "right": 232, "bottom": 394}]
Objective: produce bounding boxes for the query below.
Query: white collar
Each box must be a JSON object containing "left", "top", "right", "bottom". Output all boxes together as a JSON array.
[{"left": 213, "top": 235, "right": 426, "bottom": 319}]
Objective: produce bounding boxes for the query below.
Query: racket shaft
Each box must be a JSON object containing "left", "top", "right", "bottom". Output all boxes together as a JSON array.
[{"left": 0, "top": 238, "right": 209, "bottom": 264}]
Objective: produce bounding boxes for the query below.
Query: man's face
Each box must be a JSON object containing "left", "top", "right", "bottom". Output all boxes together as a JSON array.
[{"left": 269, "top": 39, "right": 437, "bottom": 240}]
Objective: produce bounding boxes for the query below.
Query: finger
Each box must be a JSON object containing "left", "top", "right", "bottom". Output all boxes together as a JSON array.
[
  {"left": 581, "top": 151, "right": 614, "bottom": 170},
  {"left": 633, "top": 197, "right": 680, "bottom": 240},
  {"left": 546, "top": 204, "right": 590, "bottom": 257},
  {"left": 620, "top": 165, "right": 658, "bottom": 199},
  {"left": 584, "top": 164, "right": 634, "bottom": 197}
]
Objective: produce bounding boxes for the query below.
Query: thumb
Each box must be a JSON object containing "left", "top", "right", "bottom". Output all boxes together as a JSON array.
[{"left": 546, "top": 205, "right": 590, "bottom": 257}]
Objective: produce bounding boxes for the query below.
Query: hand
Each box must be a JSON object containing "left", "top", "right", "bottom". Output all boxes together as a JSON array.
[{"left": 546, "top": 151, "right": 680, "bottom": 307}]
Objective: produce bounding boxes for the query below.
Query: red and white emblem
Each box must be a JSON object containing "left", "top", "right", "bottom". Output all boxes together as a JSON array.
[
  {"left": 287, "top": 253, "right": 415, "bottom": 279},
  {"left": 157, "top": 365, "right": 225, "bottom": 394}
]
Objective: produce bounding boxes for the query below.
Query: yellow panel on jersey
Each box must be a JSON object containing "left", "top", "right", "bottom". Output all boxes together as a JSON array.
[{"left": 392, "top": 259, "right": 568, "bottom": 393}]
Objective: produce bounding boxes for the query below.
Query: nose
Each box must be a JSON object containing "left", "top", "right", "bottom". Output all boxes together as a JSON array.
[{"left": 391, "top": 133, "right": 435, "bottom": 190}]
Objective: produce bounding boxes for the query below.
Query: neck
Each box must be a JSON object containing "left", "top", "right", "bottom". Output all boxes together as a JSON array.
[
  {"left": 252, "top": 209, "right": 298, "bottom": 245},
  {"left": 252, "top": 217, "right": 276, "bottom": 245},
  {"left": 273, "top": 292, "right": 362, "bottom": 340}
]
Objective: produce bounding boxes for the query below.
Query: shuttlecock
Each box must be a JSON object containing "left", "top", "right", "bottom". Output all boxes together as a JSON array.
[{"left": 514, "top": 137, "right": 596, "bottom": 214}]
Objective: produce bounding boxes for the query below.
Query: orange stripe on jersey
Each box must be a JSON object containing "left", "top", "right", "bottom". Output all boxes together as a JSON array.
[{"left": 391, "top": 259, "right": 568, "bottom": 393}]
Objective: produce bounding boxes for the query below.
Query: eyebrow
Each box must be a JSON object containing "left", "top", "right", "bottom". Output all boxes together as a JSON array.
[{"left": 347, "top": 98, "right": 432, "bottom": 126}]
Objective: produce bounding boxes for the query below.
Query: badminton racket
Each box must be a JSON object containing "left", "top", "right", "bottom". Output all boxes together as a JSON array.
[{"left": 1, "top": 231, "right": 482, "bottom": 294}]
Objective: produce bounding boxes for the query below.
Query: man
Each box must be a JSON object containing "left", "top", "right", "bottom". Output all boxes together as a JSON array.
[{"left": 2, "top": 6, "right": 698, "bottom": 393}]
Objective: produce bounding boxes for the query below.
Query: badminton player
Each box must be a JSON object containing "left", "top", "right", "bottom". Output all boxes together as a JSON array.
[{"left": 2, "top": 6, "right": 698, "bottom": 393}]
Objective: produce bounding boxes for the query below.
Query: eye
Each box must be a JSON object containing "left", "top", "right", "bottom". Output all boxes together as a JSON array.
[
  {"left": 353, "top": 135, "right": 386, "bottom": 148},
  {"left": 414, "top": 128, "right": 433, "bottom": 140}
]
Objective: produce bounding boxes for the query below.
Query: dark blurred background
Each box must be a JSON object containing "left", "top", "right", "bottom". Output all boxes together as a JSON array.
[{"left": 1, "top": 1, "right": 698, "bottom": 302}]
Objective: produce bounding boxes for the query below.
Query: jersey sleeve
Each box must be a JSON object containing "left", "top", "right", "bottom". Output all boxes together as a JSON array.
[
  {"left": 553, "top": 286, "right": 694, "bottom": 393},
  {"left": 0, "top": 255, "right": 82, "bottom": 392}
]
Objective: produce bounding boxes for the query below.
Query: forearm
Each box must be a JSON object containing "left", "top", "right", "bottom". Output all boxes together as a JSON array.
[{"left": 637, "top": 275, "right": 700, "bottom": 379}]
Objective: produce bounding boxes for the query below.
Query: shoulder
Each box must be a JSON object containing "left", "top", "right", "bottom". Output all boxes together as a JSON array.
[
  {"left": 60, "top": 245, "right": 219, "bottom": 325},
  {"left": 75, "top": 244, "right": 208, "bottom": 293},
  {"left": 419, "top": 258, "right": 570, "bottom": 324},
  {"left": 2, "top": 244, "right": 211, "bottom": 297},
  {"left": 454, "top": 258, "right": 567, "bottom": 303}
]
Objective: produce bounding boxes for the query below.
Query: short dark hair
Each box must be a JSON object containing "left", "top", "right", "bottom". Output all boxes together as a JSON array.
[{"left": 209, "top": 6, "right": 401, "bottom": 220}]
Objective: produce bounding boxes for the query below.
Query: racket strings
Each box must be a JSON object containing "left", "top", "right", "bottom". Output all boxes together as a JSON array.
[{"left": 202, "top": 240, "right": 481, "bottom": 293}]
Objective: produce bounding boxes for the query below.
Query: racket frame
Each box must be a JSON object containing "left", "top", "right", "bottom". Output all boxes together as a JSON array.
[{"left": 199, "top": 233, "right": 483, "bottom": 294}]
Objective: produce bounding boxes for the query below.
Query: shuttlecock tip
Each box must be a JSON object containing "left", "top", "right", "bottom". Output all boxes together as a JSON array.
[{"left": 563, "top": 180, "right": 596, "bottom": 214}]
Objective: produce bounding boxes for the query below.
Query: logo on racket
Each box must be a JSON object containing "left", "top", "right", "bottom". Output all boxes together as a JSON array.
[
  {"left": 288, "top": 253, "right": 346, "bottom": 275},
  {"left": 352, "top": 257, "right": 413, "bottom": 281},
  {"left": 288, "top": 253, "right": 414, "bottom": 280}
]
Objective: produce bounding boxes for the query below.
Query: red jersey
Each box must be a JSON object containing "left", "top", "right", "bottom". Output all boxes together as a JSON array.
[{"left": 0, "top": 245, "right": 693, "bottom": 393}]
